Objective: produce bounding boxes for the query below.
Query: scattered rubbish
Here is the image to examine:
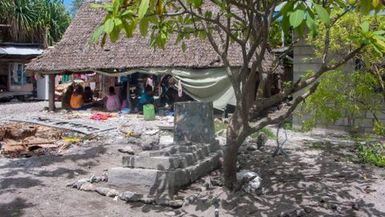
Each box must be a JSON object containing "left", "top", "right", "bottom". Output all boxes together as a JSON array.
[
  {"left": 10, "top": 116, "right": 115, "bottom": 135},
  {"left": 237, "top": 170, "right": 262, "bottom": 194},
  {"left": 121, "top": 108, "right": 131, "bottom": 114},
  {"left": 90, "top": 113, "right": 113, "bottom": 121},
  {"left": 118, "top": 146, "right": 135, "bottom": 155},
  {"left": 63, "top": 137, "right": 81, "bottom": 143},
  {"left": 143, "top": 129, "right": 159, "bottom": 136},
  {"left": 0, "top": 123, "right": 69, "bottom": 157},
  {"left": 80, "top": 183, "right": 96, "bottom": 192},
  {"left": 118, "top": 126, "right": 141, "bottom": 138}
]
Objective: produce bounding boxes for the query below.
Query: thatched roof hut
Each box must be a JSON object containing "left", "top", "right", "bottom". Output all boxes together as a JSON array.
[
  {"left": 26, "top": 0, "right": 281, "bottom": 111},
  {"left": 27, "top": 0, "right": 275, "bottom": 74}
]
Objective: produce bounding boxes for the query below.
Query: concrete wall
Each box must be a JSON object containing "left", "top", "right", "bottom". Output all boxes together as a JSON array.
[{"left": 293, "top": 43, "right": 384, "bottom": 133}]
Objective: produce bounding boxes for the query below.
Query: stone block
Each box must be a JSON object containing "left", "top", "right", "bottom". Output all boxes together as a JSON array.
[
  {"left": 122, "top": 156, "right": 181, "bottom": 170},
  {"left": 189, "top": 159, "right": 212, "bottom": 182},
  {"left": 109, "top": 167, "right": 162, "bottom": 187},
  {"left": 174, "top": 101, "right": 215, "bottom": 143}
]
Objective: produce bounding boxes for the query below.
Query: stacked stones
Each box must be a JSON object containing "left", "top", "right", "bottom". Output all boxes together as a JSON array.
[{"left": 108, "top": 102, "right": 223, "bottom": 198}]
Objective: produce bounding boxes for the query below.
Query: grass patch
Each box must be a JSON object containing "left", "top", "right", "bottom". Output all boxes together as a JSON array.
[
  {"left": 357, "top": 142, "right": 385, "bottom": 167},
  {"left": 251, "top": 127, "right": 276, "bottom": 139}
]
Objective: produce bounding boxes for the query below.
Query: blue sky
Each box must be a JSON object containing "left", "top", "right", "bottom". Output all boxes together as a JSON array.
[{"left": 63, "top": 0, "right": 71, "bottom": 10}]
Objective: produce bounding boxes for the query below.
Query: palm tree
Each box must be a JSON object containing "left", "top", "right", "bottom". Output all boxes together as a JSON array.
[
  {"left": 0, "top": 0, "right": 39, "bottom": 42},
  {"left": 0, "top": 0, "right": 71, "bottom": 46}
]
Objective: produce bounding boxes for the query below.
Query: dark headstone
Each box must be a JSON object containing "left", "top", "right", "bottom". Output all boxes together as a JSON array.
[{"left": 174, "top": 102, "right": 215, "bottom": 144}]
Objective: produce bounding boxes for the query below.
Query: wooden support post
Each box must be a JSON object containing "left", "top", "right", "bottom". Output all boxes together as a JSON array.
[
  {"left": 126, "top": 77, "right": 133, "bottom": 111},
  {"left": 48, "top": 74, "right": 56, "bottom": 112}
]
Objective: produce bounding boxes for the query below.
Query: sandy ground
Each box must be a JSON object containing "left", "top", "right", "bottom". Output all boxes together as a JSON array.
[{"left": 0, "top": 101, "right": 385, "bottom": 217}]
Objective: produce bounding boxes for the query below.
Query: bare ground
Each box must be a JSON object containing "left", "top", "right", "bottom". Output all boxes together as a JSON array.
[{"left": 0, "top": 101, "right": 384, "bottom": 217}]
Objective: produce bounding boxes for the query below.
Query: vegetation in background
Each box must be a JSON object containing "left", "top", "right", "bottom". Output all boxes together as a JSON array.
[
  {"left": 251, "top": 128, "right": 276, "bottom": 140},
  {"left": 298, "top": 13, "right": 385, "bottom": 134},
  {"left": 358, "top": 142, "right": 385, "bottom": 167},
  {"left": 0, "top": 0, "right": 71, "bottom": 46}
]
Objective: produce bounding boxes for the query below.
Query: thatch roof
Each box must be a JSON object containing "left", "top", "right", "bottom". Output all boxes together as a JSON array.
[{"left": 27, "top": 0, "right": 276, "bottom": 74}]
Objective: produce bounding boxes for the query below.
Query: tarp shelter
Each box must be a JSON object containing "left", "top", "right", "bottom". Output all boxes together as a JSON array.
[{"left": 27, "top": 0, "right": 279, "bottom": 111}]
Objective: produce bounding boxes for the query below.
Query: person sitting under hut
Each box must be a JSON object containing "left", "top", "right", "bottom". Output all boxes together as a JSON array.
[
  {"left": 83, "top": 86, "right": 94, "bottom": 103},
  {"left": 62, "top": 85, "right": 74, "bottom": 110},
  {"left": 137, "top": 85, "right": 154, "bottom": 112},
  {"left": 70, "top": 85, "right": 84, "bottom": 110},
  {"left": 105, "top": 86, "right": 121, "bottom": 112}
]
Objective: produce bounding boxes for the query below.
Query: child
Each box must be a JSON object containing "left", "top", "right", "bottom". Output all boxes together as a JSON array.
[{"left": 105, "top": 86, "right": 121, "bottom": 112}]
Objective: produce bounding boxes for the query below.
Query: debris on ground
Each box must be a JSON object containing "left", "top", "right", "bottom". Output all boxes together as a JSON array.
[
  {"left": 90, "top": 113, "right": 113, "bottom": 121},
  {"left": 0, "top": 122, "right": 84, "bottom": 157},
  {"left": 117, "top": 146, "right": 135, "bottom": 155},
  {"left": 237, "top": 170, "right": 262, "bottom": 194}
]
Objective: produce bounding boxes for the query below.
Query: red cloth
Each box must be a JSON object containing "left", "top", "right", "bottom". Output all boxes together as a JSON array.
[{"left": 90, "top": 113, "right": 112, "bottom": 121}]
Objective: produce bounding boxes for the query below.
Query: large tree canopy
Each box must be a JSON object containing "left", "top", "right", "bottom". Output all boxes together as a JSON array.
[
  {"left": 93, "top": 0, "right": 385, "bottom": 189},
  {"left": 0, "top": 0, "right": 71, "bottom": 46}
]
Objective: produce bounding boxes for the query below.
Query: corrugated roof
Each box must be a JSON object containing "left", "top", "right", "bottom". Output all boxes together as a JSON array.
[{"left": 0, "top": 46, "right": 43, "bottom": 56}]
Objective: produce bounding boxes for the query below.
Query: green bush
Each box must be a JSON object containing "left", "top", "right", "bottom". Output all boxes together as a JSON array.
[{"left": 357, "top": 142, "right": 385, "bottom": 167}]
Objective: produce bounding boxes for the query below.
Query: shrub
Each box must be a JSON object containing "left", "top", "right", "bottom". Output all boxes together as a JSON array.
[{"left": 357, "top": 142, "right": 385, "bottom": 167}]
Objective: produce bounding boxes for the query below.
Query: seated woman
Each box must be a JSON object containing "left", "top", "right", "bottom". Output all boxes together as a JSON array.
[
  {"left": 137, "top": 85, "right": 154, "bottom": 112},
  {"left": 70, "top": 85, "right": 84, "bottom": 110},
  {"left": 105, "top": 86, "right": 121, "bottom": 112},
  {"left": 83, "top": 86, "right": 94, "bottom": 103}
]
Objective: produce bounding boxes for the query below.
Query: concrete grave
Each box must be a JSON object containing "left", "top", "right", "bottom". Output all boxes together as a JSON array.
[{"left": 108, "top": 101, "right": 222, "bottom": 198}]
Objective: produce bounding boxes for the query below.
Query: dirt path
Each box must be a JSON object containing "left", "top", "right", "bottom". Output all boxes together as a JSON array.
[{"left": 0, "top": 102, "right": 384, "bottom": 217}]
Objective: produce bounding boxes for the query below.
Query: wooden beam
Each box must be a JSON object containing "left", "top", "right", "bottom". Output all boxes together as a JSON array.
[{"left": 48, "top": 74, "right": 56, "bottom": 111}]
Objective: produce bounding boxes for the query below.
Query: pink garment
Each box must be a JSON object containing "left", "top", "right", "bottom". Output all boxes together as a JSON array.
[
  {"left": 146, "top": 77, "right": 154, "bottom": 88},
  {"left": 105, "top": 94, "right": 121, "bottom": 112}
]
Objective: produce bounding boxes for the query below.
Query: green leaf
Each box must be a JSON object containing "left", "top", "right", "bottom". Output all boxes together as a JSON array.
[
  {"left": 281, "top": 15, "right": 290, "bottom": 33},
  {"left": 289, "top": 9, "right": 305, "bottom": 28},
  {"left": 138, "top": 0, "right": 150, "bottom": 19},
  {"left": 122, "top": 19, "right": 136, "bottom": 38},
  {"left": 198, "top": 30, "right": 206, "bottom": 39},
  {"left": 191, "top": 0, "right": 203, "bottom": 8},
  {"left": 280, "top": 1, "right": 293, "bottom": 16},
  {"left": 110, "top": 25, "right": 121, "bottom": 42},
  {"left": 114, "top": 18, "right": 122, "bottom": 26},
  {"left": 361, "top": 21, "right": 369, "bottom": 33},
  {"left": 91, "top": 24, "right": 105, "bottom": 43},
  {"left": 314, "top": 4, "right": 330, "bottom": 25},
  {"left": 139, "top": 18, "right": 149, "bottom": 37},
  {"left": 90, "top": 3, "right": 113, "bottom": 12},
  {"left": 104, "top": 18, "right": 115, "bottom": 33},
  {"left": 374, "top": 30, "right": 385, "bottom": 35},
  {"left": 305, "top": 13, "right": 317, "bottom": 36}
]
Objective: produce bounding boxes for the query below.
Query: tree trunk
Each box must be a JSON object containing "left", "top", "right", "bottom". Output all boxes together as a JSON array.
[
  {"left": 223, "top": 111, "right": 246, "bottom": 190},
  {"left": 223, "top": 132, "right": 240, "bottom": 190}
]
